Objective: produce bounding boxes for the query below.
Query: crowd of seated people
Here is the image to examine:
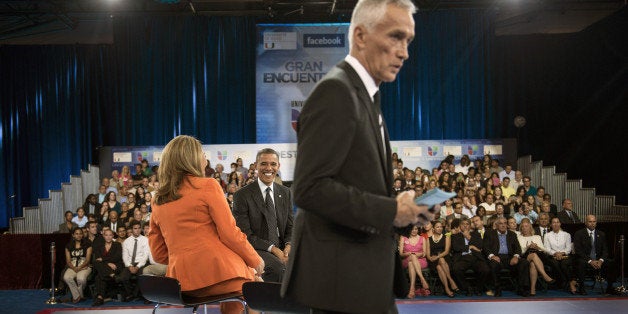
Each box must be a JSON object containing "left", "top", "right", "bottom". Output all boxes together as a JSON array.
[
  {"left": 393, "top": 153, "right": 621, "bottom": 298},
  {"left": 56, "top": 156, "right": 277, "bottom": 305}
]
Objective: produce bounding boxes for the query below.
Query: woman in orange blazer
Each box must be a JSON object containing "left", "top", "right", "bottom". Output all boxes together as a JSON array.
[{"left": 148, "top": 135, "right": 264, "bottom": 314}]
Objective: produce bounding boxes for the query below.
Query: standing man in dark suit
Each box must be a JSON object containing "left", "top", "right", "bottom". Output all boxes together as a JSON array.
[
  {"left": 233, "top": 148, "right": 293, "bottom": 283},
  {"left": 573, "top": 214, "right": 619, "bottom": 295},
  {"left": 281, "top": 1, "right": 434, "bottom": 313},
  {"left": 557, "top": 198, "right": 581, "bottom": 224},
  {"left": 483, "top": 217, "right": 531, "bottom": 297}
]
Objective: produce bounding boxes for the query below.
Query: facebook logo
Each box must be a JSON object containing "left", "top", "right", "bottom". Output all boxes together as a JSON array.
[{"left": 303, "top": 34, "right": 345, "bottom": 48}]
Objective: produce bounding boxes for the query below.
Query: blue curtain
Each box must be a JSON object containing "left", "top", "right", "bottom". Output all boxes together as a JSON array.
[
  {"left": 2, "top": 8, "right": 624, "bottom": 228},
  {"left": 382, "top": 9, "right": 495, "bottom": 140},
  {"left": 0, "top": 16, "right": 257, "bottom": 228}
]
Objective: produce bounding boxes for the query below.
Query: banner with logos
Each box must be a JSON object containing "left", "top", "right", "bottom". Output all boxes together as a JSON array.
[
  {"left": 256, "top": 23, "right": 350, "bottom": 143},
  {"left": 100, "top": 139, "right": 515, "bottom": 182}
]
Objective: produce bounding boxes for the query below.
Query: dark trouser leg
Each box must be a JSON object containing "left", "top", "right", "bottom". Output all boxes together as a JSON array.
[
  {"left": 93, "top": 261, "right": 113, "bottom": 297},
  {"left": 258, "top": 250, "right": 285, "bottom": 283},
  {"left": 118, "top": 268, "right": 134, "bottom": 297},
  {"left": 576, "top": 258, "right": 587, "bottom": 287},
  {"left": 452, "top": 256, "right": 472, "bottom": 292},
  {"left": 515, "top": 257, "right": 530, "bottom": 290},
  {"left": 473, "top": 259, "right": 491, "bottom": 292},
  {"left": 488, "top": 258, "right": 502, "bottom": 289},
  {"left": 601, "top": 259, "right": 618, "bottom": 291}
]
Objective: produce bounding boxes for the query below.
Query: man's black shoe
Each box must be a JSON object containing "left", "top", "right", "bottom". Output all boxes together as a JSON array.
[{"left": 92, "top": 298, "right": 104, "bottom": 306}]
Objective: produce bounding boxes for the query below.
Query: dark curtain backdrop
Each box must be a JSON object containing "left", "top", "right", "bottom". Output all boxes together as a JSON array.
[
  {"left": 492, "top": 8, "right": 627, "bottom": 204},
  {"left": 1, "top": 9, "right": 626, "bottom": 228},
  {"left": 1, "top": 16, "right": 257, "bottom": 228},
  {"left": 383, "top": 9, "right": 495, "bottom": 140}
]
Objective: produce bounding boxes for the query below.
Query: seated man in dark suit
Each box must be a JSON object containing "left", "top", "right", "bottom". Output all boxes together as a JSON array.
[
  {"left": 233, "top": 148, "right": 294, "bottom": 282},
  {"left": 451, "top": 218, "right": 491, "bottom": 296},
  {"left": 557, "top": 198, "right": 581, "bottom": 224},
  {"left": 573, "top": 214, "right": 619, "bottom": 295},
  {"left": 483, "top": 217, "right": 530, "bottom": 296}
]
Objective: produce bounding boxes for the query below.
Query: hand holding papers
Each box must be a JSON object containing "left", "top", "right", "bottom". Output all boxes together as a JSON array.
[{"left": 415, "top": 188, "right": 457, "bottom": 212}]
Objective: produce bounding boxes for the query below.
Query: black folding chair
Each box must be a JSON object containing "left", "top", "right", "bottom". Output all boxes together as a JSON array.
[
  {"left": 242, "top": 281, "right": 308, "bottom": 313},
  {"left": 138, "top": 275, "right": 247, "bottom": 314}
]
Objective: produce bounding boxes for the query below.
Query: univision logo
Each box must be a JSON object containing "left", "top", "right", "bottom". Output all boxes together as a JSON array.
[
  {"left": 217, "top": 151, "right": 229, "bottom": 161},
  {"left": 428, "top": 146, "right": 439, "bottom": 156}
]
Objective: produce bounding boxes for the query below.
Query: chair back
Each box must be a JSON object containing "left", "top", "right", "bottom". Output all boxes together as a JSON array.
[
  {"left": 242, "top": 281, "right": 308, "bottom": 313},
  {"left": 138, "top": 275, "right": 184, "bottom": 306}
]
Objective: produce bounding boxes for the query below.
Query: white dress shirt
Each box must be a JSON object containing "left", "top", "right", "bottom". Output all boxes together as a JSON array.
[
  {"left": 122, "top": 234, "right": 150, "bottom": 268},
  {"left": 543, "top": 230, "right": 572, "bottom": 255}
]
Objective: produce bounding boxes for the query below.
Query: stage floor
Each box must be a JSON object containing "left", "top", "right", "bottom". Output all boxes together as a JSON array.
[{"left": 1, "top": 288, "right": 626, "bottom": 314}]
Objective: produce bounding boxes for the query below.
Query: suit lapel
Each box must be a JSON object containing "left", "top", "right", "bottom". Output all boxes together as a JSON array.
[
  {"left": 253, "top": 185, "right": 268, "bottom": 217},
  {"left": 338, "top": 61, "right": 389, "bottom": 184}
]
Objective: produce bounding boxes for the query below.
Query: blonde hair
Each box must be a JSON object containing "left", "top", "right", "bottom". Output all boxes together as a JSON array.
[{"left": 155, "top": 135, "right": 204, "bottom": 205}]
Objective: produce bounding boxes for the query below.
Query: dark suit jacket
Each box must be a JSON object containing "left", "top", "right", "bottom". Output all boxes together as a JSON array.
[
  {"left": 82, "top": 201, "right": 102, "bottom": 217},
  {"left": 483, "top": 229, "right": 523, "bottom": 259},
  {"left": 573, "top": 228, "right": 609, "bottom": 261},
  {"left": 451, "top": 231, "right": 485, "bottom": 261},
  {"left": 233, "top": 181, "right": 293, "bottom": 251},
  {"left": 557, "top": 209, "right": 581, "bottom": 224},
  {"left": 282, "top": 61, "right": 397, "bottom": 313},
  {"left": 93, "top": 241, "right": 124, "bottom": 270}
]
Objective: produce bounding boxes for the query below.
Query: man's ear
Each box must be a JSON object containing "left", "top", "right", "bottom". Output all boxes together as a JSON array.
[{"left": 353, "top": 25, "right": 368, "bottom": 49}]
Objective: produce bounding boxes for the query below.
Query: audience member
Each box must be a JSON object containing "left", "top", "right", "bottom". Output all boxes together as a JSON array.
[
  {"left": 522, "top": 176, "right": 537, "bottom": 196},
  {"left": 543, "top": 217, "right": 576, "bottom": 293},
  {"left": 542, "top": 193, "right": 558, "bottom": 216},
  {"left": 507, "top": 217, "right": 520, "bottom": 235},
  {"left": 483, "top": 217, "right": 530, "bottom": 297},
  {"left": 455, "top": 155, "right": 471, "bottom": 175},
  {"left": 399, "top": 225, "right": 430, "bottom": 298},
  {"left": 97, "top": 185, "right": 107, "bottom": 203},
  {"left": 451, "top": 218, "right": 490, "bottom": 296},
  {"left": 498, "top": 163, "right": 515, "bottom": 182},
  {"left": 118, "top": 221, "right": 149, "bottom": 301},
  {"left": 63, "top": 227, "right": 92, "bottom": 303},
  {"left": 86, "top": 221, "right": 103, "bottom": 248},
  {"left": 92, "top": 229, "right": 124, "bottom": 306},
  {"left": 573, "top": 214, "right": 619, "bottom": 295},
  {"left": 132, "top": 164, "right": 145, "bottom": 186},
  {"left": 426, "top": 220, "right": 458, "bottom": 297},
  {"left": 98, "top": 201, "right": 109, "bottom": 223},
  {"left": 106, "top": 191, "right": 121, "bottom": 215},
  {"left": 106, "top": 211, "right": 120, "bottom": 233},
  {"left": 534, "top": 213, "right": 551, "bottom": 242},
  {"left": 82, "top": 194, "right": 102, "bottom": 217},
  {"left": 500, "top": 177, "right": 516, "bottom": 200},
  {"left": 116, "top": 225, "right": 127, "bottom": 244},
  {"left": 514, "top": 202, "right": 539, "bottom": 224},
  {"left": 512, "top": 170, "right": 524, "bottom": 190},
  {"left": 478, "top": 193, "right": 496, "bottom": 216},
  {"left": 119, "top": 165, "right": 133, "bottom": 188},
  {"left": 518, "top": 219, "right": 554, "bottom": 296},
  {"left": 59, "top": 210, "right": 79, "bottom": 234},
  {"left": 557, "top": 198, "right": 581, "bottom": 224},
  {"left": 461, "top": 196, "right": 477, "bottom": 218},
  {"left": 71, "top": 207, "right": 88, "bottom": 228},
  {"left": 446, "top": 202, "right": 468, "bottom": 221}
]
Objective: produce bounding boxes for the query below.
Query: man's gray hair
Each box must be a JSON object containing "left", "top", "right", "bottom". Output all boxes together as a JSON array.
[{"left": 348, "top": 0, "right": 417, "bottom": 48}]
